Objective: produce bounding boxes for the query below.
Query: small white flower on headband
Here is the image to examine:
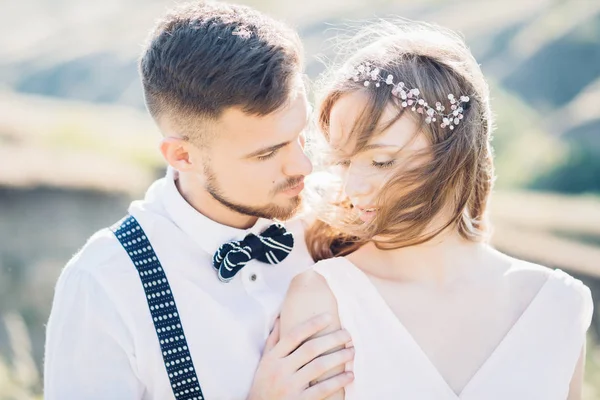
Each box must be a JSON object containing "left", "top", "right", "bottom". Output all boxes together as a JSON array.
[{"left": 348, "top": 63, "right": 470, "bottom": 130}]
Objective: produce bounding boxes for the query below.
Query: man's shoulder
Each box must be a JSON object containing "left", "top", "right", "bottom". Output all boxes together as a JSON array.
[
  {"left": 64, "top": 227, "right": 128, "bottom": 276},
  {"left": 53, "top": 222, "right": 159, "bottom": 323},
  {"left": 58, "top": 223, "right": 145, "bottom": 296}
]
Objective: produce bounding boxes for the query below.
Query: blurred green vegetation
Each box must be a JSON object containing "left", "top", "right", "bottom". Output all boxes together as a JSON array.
[
  {"left": 488, "top": 81, "right": 566, "bottom": 189},
  {"left": 532, "top": 140, "right": 600, "bottom": 194}
]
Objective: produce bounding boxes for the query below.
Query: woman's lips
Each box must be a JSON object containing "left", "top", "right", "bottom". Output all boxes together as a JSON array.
[{"left": 355, "top": 206, "right": 377, "bottom": 222}]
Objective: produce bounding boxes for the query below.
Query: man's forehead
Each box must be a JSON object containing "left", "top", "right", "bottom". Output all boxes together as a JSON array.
[{"left": 215, "top": 91, "right": 309, "bottom": 148}]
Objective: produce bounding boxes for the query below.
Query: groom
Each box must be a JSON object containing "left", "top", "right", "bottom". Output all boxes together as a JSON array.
[{"left": 43, "top": 2, "right": 353, "bottom": 399}]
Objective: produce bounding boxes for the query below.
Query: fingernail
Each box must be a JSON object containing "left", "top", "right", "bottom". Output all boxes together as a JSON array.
[{"left": 346, "top": 340, "right": 354, "bottom": 348}]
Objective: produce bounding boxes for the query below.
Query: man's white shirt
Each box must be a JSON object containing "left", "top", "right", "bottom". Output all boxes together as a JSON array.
[{"left": 44, "top": 168, "right": 314, "bottom": 399}]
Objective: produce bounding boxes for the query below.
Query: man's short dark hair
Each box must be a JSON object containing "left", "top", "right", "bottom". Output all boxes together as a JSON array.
[{"left": 140, "top": 1, "right": 303, "bottom": 139}]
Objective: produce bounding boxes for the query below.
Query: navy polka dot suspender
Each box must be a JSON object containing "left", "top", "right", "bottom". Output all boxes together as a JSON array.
[{"left": 112, "top": 215, "right": 205, "bottom": 400}]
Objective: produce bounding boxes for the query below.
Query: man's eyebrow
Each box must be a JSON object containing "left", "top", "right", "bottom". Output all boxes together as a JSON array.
[{"left": 244, "top": 141, "right": 291, "bottom": 158}]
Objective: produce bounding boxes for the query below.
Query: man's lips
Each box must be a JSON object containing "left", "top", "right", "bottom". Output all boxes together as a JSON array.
[{"left": 281, "top": 179, "right": 305, "bottom": 195}]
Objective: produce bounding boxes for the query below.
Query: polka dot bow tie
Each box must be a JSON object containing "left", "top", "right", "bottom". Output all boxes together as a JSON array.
[{"left": 212, "top": 223, "right": 294, "bottom": 282}]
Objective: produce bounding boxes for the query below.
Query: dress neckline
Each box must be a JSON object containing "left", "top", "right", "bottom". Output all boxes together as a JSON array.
[{"left": 336, "top": 256, "right": 559, "bottom": 399}]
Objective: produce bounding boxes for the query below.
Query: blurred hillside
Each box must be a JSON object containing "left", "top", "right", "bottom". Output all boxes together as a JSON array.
[
  {"left": 0, "top": 0, "right": 599, "bottom": 399},
  {"left": 1, "top": 0, "right": 599, "bottom": 191}
]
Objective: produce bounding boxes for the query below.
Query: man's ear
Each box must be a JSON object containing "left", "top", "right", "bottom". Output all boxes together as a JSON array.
[{"left": 160, "top": 137, "right": 196, "bottom": 172}]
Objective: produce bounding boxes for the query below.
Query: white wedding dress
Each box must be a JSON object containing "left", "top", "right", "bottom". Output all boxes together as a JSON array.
[{"left": 313, "top": 257, "right": 593, "bottom": 400}]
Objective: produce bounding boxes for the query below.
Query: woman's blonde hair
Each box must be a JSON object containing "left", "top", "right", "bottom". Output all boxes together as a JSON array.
[{"left": 305, "top": 19, "right": 495, "bottom": 261}]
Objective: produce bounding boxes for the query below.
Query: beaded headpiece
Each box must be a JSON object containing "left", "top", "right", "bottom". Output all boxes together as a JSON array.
[{"left": 348, "top": 63, "right": 470, "bottom": 130}]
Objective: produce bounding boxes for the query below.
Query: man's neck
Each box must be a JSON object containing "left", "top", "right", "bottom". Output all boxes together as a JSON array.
[{"left": 176, "top": 173, "right": 259, "bottom": 230}]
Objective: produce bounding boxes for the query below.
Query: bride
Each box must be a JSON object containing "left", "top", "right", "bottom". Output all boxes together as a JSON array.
[{"left": 280, "top": 19, "right": 593, "bottom": 399}]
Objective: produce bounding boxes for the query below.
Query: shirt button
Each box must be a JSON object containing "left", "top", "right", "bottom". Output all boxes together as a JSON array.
[{"left": 250, "top": 273, "right": 257, "bottom": 282}]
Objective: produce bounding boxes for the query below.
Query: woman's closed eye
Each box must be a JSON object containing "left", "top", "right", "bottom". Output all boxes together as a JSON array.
[{"left": 372, "top": 159, "right": 396, "bottom": 169}]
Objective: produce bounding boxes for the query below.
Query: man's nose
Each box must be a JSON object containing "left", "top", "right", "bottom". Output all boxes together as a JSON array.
[{"left": 283, "top": 140, "right": 313, "bottom": 177}]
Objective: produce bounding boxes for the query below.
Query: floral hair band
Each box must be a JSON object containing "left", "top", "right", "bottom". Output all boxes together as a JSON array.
[{"left": 348, "top": 63, "right": 470, "bottom": 130}]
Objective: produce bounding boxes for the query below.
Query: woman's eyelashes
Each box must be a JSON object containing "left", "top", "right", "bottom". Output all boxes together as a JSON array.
[
  {"left": 372, "top": 159, "right": 396, "bottom": 169},
  {"left": 333, "top": 158, "right": 396, "bottom": 169}
]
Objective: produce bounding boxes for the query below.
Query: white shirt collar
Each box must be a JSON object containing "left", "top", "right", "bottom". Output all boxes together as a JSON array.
[{"left": 160, "top": 167, "right": 274, "bottom": 257}]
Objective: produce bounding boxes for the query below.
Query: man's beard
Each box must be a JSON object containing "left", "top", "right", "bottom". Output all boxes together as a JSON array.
[{"left": 204, "top": 167, "right": 303, "bottom": 221}]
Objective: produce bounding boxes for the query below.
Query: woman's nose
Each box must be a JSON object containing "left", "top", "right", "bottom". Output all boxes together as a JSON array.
[{"left": 343, "top": 168, "right": 373, "bottom": 200}]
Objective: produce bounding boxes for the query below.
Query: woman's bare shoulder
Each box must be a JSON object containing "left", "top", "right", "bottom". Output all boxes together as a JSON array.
[
  {"left": 280, "top": 267, "right": 340, "bottom": 334},
  {"left": 483, "top": 248, "right": 555, "bottom": 288},
  {"left": 501, "top": 254, "right": 558, "bottom": 289}
]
